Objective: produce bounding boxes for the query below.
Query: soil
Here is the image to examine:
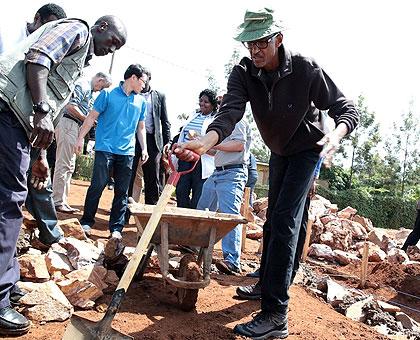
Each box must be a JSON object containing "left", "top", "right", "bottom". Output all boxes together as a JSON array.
[{"left": 18, "top": 179, "right": 409, "bottom": 340}]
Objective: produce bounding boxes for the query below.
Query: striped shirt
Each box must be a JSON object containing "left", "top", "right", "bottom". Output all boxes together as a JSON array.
[
  {"left": 25, "top": 20, "right": 90, "bottom": 70},
  {"left": 183, "top": 112, "right": 207, "bottom": 141}
]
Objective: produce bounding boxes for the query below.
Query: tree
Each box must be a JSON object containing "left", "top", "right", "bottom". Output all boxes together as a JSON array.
[
  {"left": 388, "top": 102, "right": 420, "bottom": 196},
  {"left": 335, "top": 95, "right": 382, "bottom": 188},
  {"left": 206, "top": 69, "right": 220, "bottom": 94}
]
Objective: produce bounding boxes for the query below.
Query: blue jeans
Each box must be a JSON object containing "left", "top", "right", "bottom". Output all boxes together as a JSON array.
[
  {"left": 246, "top": 168, "right": 258, "bottom": 206},
  {"left": 25, "top": 148, "right": 62, "bottom": 244},
  {"left": 197, "top": 167, "right": 247, "bottom": 269},
  {"left": 0, "top": 110, "right": 30, "bottom": 308},
  {"left": 80, "top": 151, "right": 133, "bottom": 233},
  {"left": 259, "top": 150, "right": 319, "bottom": 314}
]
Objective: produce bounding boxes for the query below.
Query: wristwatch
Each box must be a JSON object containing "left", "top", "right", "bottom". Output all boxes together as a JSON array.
[{"left": 32, "top": 101, "right": 51, "bottom": 114}]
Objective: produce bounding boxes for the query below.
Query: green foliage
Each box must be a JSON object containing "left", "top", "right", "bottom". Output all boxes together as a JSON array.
[
  {"left": 318, "top": 186, "right": 417, "bottom": 229},
  {"left": 206, "top": 69, "right": 220, "bottom": 94},
  {"left": 254, "top": 184, "right": 269, "bottom": 199},
  {"left": 319, "top": 165, "right": 352, "bottom": 191},
  {"left": 73, "top": 154, "right": 94, "bottom": 180}
]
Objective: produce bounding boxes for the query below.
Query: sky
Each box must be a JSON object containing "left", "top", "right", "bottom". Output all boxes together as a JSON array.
[{"left": 7, "top": 0, "right": 420, "bottom": 135}]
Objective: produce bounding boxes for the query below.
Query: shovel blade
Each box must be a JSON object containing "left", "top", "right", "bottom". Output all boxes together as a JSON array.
[{"left": 63, "top": 314, "right": 133, "bottom": 340}]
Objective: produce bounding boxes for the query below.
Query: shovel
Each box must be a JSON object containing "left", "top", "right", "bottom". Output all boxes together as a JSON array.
[{"left": 62, "top": 148, "right": 199, "bottom": 340}]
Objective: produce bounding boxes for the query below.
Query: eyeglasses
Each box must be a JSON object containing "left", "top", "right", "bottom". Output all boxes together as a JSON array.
[
  {"left": 137, "top": 76, "right": 147, "bottom": 85},
  {"left": 242, "top": 33, "right": 279, "bottom": 51}
]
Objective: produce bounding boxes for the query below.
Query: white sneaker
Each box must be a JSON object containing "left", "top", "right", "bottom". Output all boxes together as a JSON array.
[{"left": 110, "top": 231, "right": 122, "bottom": 239}]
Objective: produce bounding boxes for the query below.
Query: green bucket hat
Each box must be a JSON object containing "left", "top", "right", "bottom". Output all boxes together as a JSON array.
[{"left": 234, "top": 8, "right": 284, "bottom": 42}]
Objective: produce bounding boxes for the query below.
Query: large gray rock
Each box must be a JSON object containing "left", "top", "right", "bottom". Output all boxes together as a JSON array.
[
  {"left": 326, "top": 279, "right": 350, "bottom": 306},
  {"left": 59, "top": 238, "right": 101, "bottom": 269},
  {"left": 395, "top": 312, "right": 419, "bottom": 331},
  {"left": 345, "top": 296, "right": 373, "bottom": 322},
  {"left": 333, "top": 250, "right": 361, "bottom": 266},
  {"left": 20, "top": 290, "right": 72, "bottom": 322},
  {"left": 386, "top": 248, "right": 409, "bottom": 264},
  {"left": 45, "top": 250, "right": 74, "bottom": 275},
  {"left": 308, "top": 243, "right": 334, "bottom": 262}
]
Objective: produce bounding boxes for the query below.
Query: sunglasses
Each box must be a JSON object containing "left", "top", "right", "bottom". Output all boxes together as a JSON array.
[{"left": 242, "top": 33, "right": 279, "bottom": 50}]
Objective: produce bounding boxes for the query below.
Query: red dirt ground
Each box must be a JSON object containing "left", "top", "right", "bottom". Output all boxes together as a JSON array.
[{"left": 18, "top": 179, "right": 393, "bottom": 340}]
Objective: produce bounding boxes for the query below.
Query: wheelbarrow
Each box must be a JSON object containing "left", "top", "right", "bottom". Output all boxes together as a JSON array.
[{"left": 128, "top": 203, "right": 247, "bottom": 311}]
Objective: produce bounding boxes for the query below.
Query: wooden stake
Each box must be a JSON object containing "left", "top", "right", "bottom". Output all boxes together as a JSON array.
[
  {"left": 301, "top": 217, "right": 314, "bottom": 262},
  {"left": 241, "top": 187, "right": 251, "bottom": 252},
  {"left": 360, "top": 241, "right": 369, "bottom": 288}
]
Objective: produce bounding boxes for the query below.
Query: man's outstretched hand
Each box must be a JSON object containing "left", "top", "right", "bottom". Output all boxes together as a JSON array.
[{"left": 30, "top": 156, "right": 49, "bottom": 190}]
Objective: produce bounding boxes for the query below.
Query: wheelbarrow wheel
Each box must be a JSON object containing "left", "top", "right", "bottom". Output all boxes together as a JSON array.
[{"left": 176, "top": 254, "right": 200, "bottom": 312}]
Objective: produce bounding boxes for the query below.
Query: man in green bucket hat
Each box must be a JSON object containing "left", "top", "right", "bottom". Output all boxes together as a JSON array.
[{"left": 175, "top": 7, "right": 359, "bottom": 339}]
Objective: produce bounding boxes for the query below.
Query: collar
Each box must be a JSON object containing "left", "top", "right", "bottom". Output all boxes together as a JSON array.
[
  {"left": 250, "top": 44, "right": 293, "bottom": 79},
  {"left": 85, "top": 36, "right": 94, "bottom": 67}
]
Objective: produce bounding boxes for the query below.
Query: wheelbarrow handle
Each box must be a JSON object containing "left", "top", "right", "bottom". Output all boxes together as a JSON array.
[{"left": 167, "top": 144, "right": 200, "bottom": 186}]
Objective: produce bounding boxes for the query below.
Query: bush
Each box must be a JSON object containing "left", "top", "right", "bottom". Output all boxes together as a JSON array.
[
  {"left": 318, "top": 186, "right": 417, "bottom": 229},
  {"left": 74, "top": 154, "right": 94, "bottom": 180},
  {"left": 254, "top": 184, "right": 269, "bottom": 199}
]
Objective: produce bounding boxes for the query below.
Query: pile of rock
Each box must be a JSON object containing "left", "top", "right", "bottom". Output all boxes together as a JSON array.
[
  {"left": 307, "top": 195, "right": 419, "bottom": 265},
  {"left": 16, "top": 218, "right": 120, "bottom": 323},
  {"left": 303, "top": 271, "right": 420, "bottom": 338}
]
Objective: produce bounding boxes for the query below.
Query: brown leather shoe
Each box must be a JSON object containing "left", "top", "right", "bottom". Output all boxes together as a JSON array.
[{"left": 216, "top": 260, "right": 241, "bottom": 275}]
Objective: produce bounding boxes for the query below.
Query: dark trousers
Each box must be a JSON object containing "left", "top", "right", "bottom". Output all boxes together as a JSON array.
[
  {"left": 259, "top": 150, "right": 319, "bottom": 314},
  {"left": 402, "top": 211, "right": 420, "bottom": 251},
  {"left": 25, "top": 148, "right": 62, "bottom": 244},
  {"left": 80, "top": 151, "right": 133, "bottom": 233},
  {"left": 0, "top": 110, "right": 30, "bottom": 308},
  {"left": 175, "top": 159, "right": 206, "bottom": 209},
  {"left": 290, "top": 196, "right": 310, "bottom": 284},
  {"left": 128, "top": 134, "right": 161, "bottom": 205}
]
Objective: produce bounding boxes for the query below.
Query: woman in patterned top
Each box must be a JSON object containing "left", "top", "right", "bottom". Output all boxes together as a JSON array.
[{"left": 175, "top": 89, "right": 217, "bottom": 209}]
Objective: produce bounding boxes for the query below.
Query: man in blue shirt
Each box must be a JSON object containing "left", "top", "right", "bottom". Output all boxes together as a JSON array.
[{"left": 75, "top": 64, "right": 149, "bottom": 238}]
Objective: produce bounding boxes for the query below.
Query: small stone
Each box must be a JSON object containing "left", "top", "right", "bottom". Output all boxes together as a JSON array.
[
  {"left": 18, "top": 254, "right": 50, "bottom": 281},
  {"left": 377, "top": 300, "right": 401, "bottom": 313}
]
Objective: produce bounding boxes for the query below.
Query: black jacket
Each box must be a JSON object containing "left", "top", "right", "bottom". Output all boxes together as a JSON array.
[
  {"left": 150, "top": 90, "right": 171, "bottom": 150},
  {"left": 208, "top": 45, "right": 359, "bottom": 156}
]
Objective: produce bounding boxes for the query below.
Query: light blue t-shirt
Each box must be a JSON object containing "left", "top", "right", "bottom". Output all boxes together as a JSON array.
[{"left": 93, "top": 82, "right": 146, "bottom": 155}]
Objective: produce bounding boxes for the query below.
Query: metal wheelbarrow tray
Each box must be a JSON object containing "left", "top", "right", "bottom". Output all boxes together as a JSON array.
[{"left": 128, "top": 202, "right": 247, "bottom": 311}]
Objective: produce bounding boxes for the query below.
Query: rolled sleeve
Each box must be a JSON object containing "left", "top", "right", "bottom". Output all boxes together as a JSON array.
[{"left": 25, "top": 21, "right": 89, "bottom": 70}]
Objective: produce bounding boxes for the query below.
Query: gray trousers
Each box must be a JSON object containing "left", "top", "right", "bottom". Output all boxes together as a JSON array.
[{"left": 0, "top": 110, "right": 30, "bottom": 308}]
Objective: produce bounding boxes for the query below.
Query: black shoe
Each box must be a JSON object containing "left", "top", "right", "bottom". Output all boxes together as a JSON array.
[
  {"left": 216, "top": 260, "right": 241, "bottom": 275},
  {"left": 246, "top": 268, "right": 260, "bottom": 278},
  {"left": 0, "top": 306, "right": 30, "bottom": 335},
  {"left": 9, "top": 286, "right": 26, "bottom": 306},
  {"left": 236, "top": 282, "right": 262, "bottom": 300},
  {"left": 233, "top": 311, "right": 288, "bottom": 340}
]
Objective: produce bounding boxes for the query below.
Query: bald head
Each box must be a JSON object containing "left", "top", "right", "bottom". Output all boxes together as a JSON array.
[{"left": 91, "top": 15, "right": 127, "bottom": 56}]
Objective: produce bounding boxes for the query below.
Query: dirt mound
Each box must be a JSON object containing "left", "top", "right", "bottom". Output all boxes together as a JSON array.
[{"left": 369, "top": 262, "right": 420, "bottom": 296}]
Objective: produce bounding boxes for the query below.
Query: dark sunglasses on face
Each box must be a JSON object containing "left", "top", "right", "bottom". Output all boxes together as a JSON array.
[{"left": 242, "top": 33, "right": 279, "bottom": 50}]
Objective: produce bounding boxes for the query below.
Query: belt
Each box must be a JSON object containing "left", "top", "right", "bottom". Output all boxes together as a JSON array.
[
  {"left": 215, "top": 164, "right": 245, "bottom": 171},
  {"left": 63, "top": 113, "right": 82, "bottom": 125}
]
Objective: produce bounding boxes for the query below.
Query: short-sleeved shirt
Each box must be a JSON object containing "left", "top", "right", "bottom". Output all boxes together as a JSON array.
[
  {"left": 93, "top": 81, "right": 146, "bottom": 156},
  {"left": 214, "top": 118, "right": 251, "bottom": 167},
  {"left": 24, "top": 20, "right": 90, "bottom": 70}
]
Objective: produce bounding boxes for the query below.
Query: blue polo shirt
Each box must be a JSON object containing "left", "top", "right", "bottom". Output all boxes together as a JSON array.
[{"left": 93, "top": 82, "right": 146, "bottom": 155}]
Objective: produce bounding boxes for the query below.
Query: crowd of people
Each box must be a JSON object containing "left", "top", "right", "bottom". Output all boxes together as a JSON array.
[{"left": 6, "top": 5, "right": 417, "bottom": 340}]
